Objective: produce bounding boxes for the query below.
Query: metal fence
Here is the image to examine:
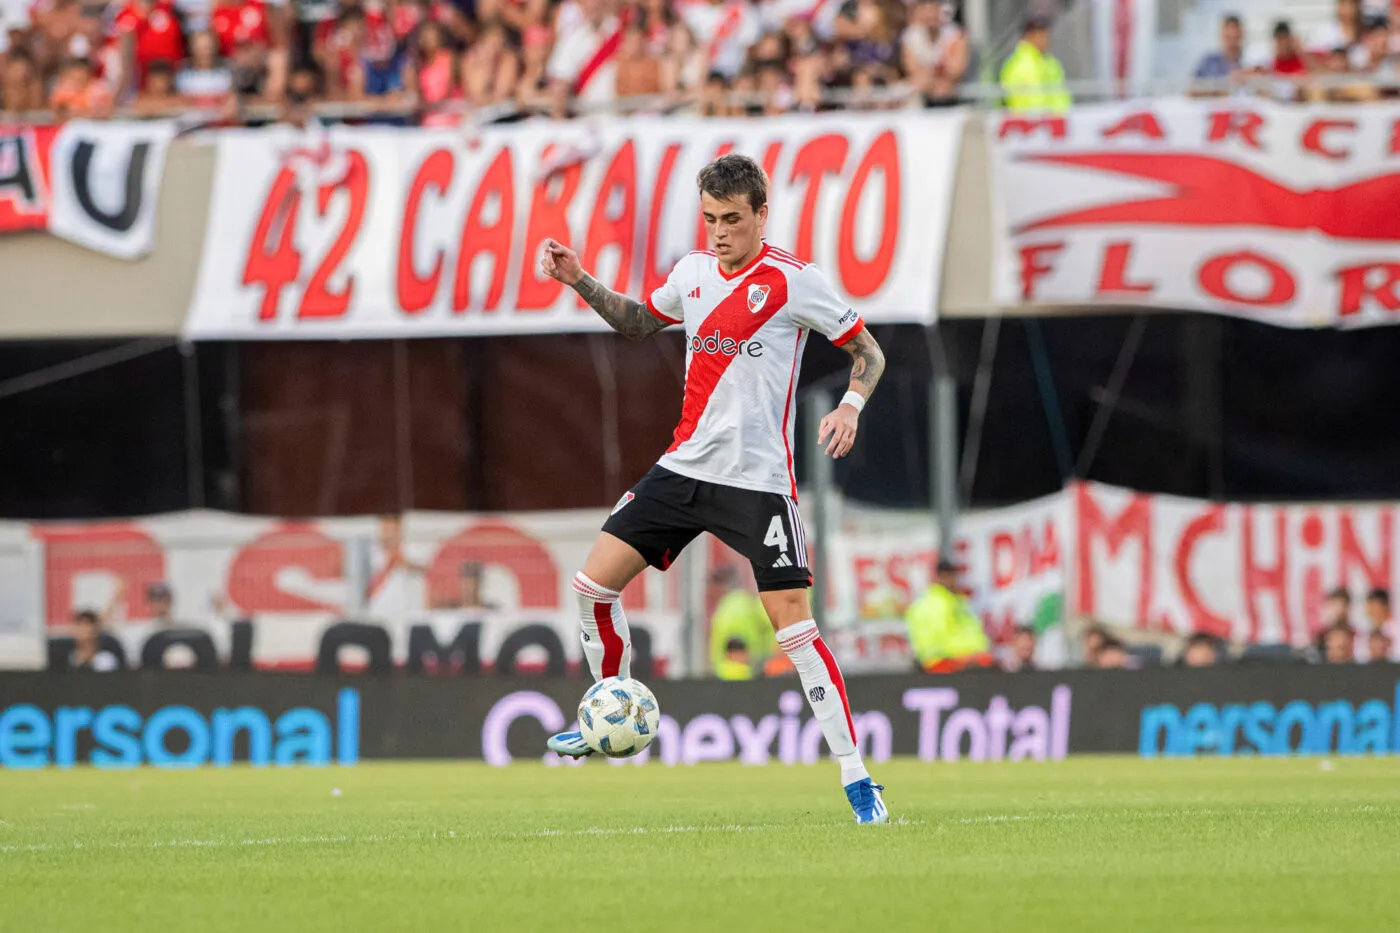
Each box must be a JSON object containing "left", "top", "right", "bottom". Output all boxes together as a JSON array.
[{"left": 13, "top": 71, "right": 1400, "bottom": 128}]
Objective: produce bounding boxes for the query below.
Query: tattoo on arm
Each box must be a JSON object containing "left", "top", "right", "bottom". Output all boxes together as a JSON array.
[
  {"left": 573, "top": 274, "right": 667, "bottom": 341},
  {"left": 844, "top": 329, "right": 886, "bottom": 398}
]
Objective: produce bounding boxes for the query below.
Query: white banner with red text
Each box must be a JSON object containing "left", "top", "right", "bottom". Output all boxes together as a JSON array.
[
  {"left": 989, "top": 100, "right": 1400, "bottom": 327},
  {"left": 10, "top": 483, "right": 1399, "bottom": 670},
  {"left": 830, "top": 492, "right": 1067, "bottom": 644},
  {"left": 182, "top": 112, "right": 964, "bottom": 339},
  {"left": 0, "top": 492, "right": 1061, "bottom": 672},
  {"left": 0, "top": 120, "right": 173, "bottom": 258},
  {"left": 837, "top": 483, "right": 1400, "bottom": 649},
  {"left": 0, "top": 510, "right": 686, "bottom": 673},
  {"left": 1073, "top": 483, "right": 1400, "bottom": 647}
]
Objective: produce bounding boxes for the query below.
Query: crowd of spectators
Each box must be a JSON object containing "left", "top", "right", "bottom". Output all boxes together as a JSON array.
[
  {"left": 1194, "top": 1, "right": 1400, "bottom": 101},
  {"left": 9, "top": 1, "right": 1400, "bottom": 127},
  {"left": 0, "top": 0, "right": 972, "bottom": 122},
  {"left": 59, "top": 563, "right": 1400, "bottom": 674},
  {"left": 1070, "top": 585, "right": 1398, "bottom": 672},
  {"left": 886, "top": 552, "right": 1399, "bottom": 674}
]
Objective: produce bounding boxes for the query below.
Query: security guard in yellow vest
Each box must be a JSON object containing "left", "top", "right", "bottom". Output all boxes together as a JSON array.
[
  {"left": 715, "top": 639, "right": 756, "bottom": 681},
  {"left": 1000, "top": 16, "right": 1072, "bottom": 113},
  {"left": 904, "top": 558, "right": 995, "bottom": 673},
  {"left": 709, "top": 570, "right": 776, "bottom": 680}
]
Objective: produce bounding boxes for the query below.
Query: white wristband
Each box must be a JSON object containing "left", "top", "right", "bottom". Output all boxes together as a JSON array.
[{"left": 841, "top": 390, "right": 866, "bottom": 413}]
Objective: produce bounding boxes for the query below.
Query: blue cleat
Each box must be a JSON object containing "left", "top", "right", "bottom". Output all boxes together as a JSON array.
[
  {"left": 546, "top": 730, "right": 595, "bottom": 758},
  {"left": 844, "top": 778, "right": 888, "bottom": 825}
]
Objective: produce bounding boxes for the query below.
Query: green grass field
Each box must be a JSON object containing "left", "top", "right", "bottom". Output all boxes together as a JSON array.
[{"left": 3, "top": 757, "right": 1400, "bottom": 932}]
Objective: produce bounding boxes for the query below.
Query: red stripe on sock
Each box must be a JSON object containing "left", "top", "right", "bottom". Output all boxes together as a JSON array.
[
  {"left": 813, "top": 637, "right": 858, "bottom": 748},
  {"left": 576, "top": 583, "right": 616, "bottom": 601},
  {"left": 594, "top": 602, "right": 623, "bottom": 678},
  {"left": 573, "top": 574, "right": 618, "bottom": 601},
  {"left": 779, "top": 623, "right": 819, "bottom": 649},
  {"left": 779, "top": 630, "right": 818, "bottom": 652}
]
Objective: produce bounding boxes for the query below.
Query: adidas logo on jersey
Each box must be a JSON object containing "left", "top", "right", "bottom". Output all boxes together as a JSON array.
[
  {"left": 687, "top": 287, "right": 701, "bottom": 299},
  {"left": 772, "top": 554, "right": 793, "bottom": 568}
]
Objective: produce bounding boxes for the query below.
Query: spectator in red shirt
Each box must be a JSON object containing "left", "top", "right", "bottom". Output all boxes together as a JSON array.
[
  {"left": 394, "top": 0, "right": 467, "bottom": 54},
  {"left": 404, "top": 19, "right": 458, "bottom": 121},
  {"left": 391, "top": 0, "right": 425, "bottom": 42},
  {"left": 114, "top": 0, "right": 187, "bottom": 85},
  {"left": 1272, "top": 20, "right": 1308, "bottom": 74},
  {"left": 211, "top": 0, "right": 271, "bottom": 57}
]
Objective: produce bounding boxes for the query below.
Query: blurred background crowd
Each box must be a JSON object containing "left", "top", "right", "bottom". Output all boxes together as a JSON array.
[
  {"left": 0, "top": 0, "right": 974, "bottom": 123},
  {"left": 1192, "top": 0, "right": 1400, "bottom": 101},
  {"left": 704, "top": 560, "right": 1399, "bottom": 681},
  {"left": 7, "top": 0, "right": 1400, "bottom": 123}
]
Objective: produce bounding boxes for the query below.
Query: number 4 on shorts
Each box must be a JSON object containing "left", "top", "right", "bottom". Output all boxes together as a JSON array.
[{"left": 764, "top": 515, "right": 789, "bottom": 552}]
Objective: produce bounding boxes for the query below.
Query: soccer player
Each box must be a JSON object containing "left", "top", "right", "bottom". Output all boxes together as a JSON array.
[{"left": 540, "top": 153, "right": 889, "bottom": 825}]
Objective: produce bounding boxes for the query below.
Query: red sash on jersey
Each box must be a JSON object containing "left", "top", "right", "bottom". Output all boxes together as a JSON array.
[
  {"left": 705, "top": 2, "right": 746, "bottom": 65},
  {"left": 573, "top": 8, "right": 632, "bottom": 95}
]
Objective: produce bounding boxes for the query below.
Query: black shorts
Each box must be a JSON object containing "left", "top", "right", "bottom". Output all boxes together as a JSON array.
[{"left": 602, "top": 465, "right": 812, "bottom": 592}]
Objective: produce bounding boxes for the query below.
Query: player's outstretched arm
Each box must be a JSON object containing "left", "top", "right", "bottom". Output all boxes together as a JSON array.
[
  {"left": 817, "top": 328, "right": 885, "bottom": 459},
  {"left": 540, "top": 237, "right": 667, "bottom": 341},
  {"left": 573, "top": 274, "right": 667, "bottom": 341}
]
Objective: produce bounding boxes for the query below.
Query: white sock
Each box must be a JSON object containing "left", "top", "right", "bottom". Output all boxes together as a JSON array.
[
  {"left": 778, "top": 619, "right": 868, "bottom": 786},
  {"left": 574, "top": 572, "right": 631, "bottom": 682}
]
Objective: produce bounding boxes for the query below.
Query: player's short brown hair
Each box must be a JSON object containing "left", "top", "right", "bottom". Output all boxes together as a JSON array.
[{"left": 697, "top": 154, "right": 768, "bottom": 212}]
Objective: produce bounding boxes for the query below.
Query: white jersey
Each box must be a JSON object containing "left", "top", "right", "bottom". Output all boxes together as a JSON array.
[
  {"left": 547, "top": 9, "right": 623, "bottom": 102},
  {"left": 679, "top": 0, "right": 763, "bottom": 79},
  {"left": 645, "top": 242, "right": 865, "bottom": 497}
]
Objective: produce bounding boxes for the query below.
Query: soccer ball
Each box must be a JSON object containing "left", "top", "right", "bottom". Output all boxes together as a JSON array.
[{"left": 577, "top": 677, "right": 661, "bottom": 758}]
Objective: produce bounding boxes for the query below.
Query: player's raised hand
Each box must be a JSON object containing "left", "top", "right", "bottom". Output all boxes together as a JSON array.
[
  {"left": 817, "top": 404, "right": 859, "bottom": 458},
  {"left": 540, "top": 237, "right": 583, "bottom": 286}
]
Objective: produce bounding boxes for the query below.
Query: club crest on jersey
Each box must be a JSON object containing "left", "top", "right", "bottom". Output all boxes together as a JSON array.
[
  {"left": 747, "top": 284, "right": 770, "bottom": 314},
  {"left": 611, "top": 491, "right": 636, "bottom": 515}
]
